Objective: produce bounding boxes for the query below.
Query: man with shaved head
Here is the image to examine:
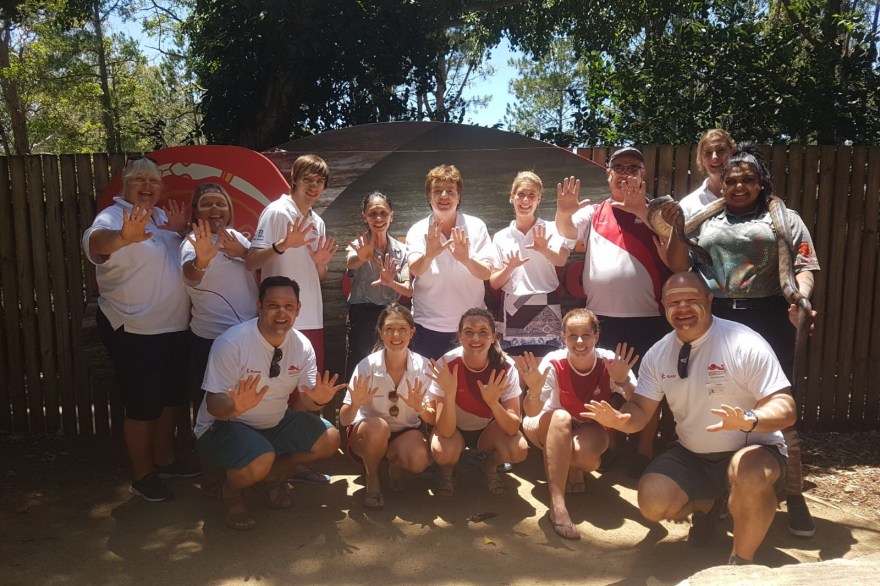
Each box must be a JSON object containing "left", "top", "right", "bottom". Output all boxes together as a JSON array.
[{"left": 583, "top": 272, "right": 796, "bottom": 565}]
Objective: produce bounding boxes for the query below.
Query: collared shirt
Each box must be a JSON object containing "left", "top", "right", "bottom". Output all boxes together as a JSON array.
[
  {"left": 82, "top": 197, "right": 190, "bottom": 334},
  {"left": 491, "top": 218, "right": 562, "bottom": 296},
  {"left": 251, "top": 194, "right": 326, "bottom": 329},
  {"left": 405, "top": 212, "right": 494, "bottom": 332},
  {"left": 343, "top": 349, "right": 430, "bottom": 432}
]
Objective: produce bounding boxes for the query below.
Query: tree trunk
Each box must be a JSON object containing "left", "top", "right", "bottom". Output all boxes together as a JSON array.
[
  {"left": 91, "top": 3, "right": 118, "bottom": 153},
  {"left": 0, "top": 21, "right": 30, "bottom": 155}
]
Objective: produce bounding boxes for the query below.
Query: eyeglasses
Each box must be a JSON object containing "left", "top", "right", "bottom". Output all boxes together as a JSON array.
[
  {"left": 430, "top": 188, "right": 458, "bottom": 199},
  {"left": 678, "top": 343, "right": 691, "bottom": 379},
  {"left": 197, "top": 199, "right": 230, "bottom": 211},
  {"left": 388, "top": 390, "right": 399, "bottom": 417},
  {"left": 610, "top": 164, "right": 644, "bottom": 176},
  {"left": 723, "top": 177, "right": 759, "bottom": 188},
  {"left": 269, "top": 347, "right": 282, "bottom": 378}
]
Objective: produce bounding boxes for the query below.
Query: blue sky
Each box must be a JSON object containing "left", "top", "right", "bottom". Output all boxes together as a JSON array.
[{"left": 460, "top": 39, "right": 518, "bottom": 128}]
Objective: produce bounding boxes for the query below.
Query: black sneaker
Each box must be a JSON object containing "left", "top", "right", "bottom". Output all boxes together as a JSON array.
[
  {"left": 786, "top": 495, "right": 816, "bottom": 537},
  {"left": 688, "top": 497, "right": 724, "bottom": 547},
  {"left": 157, "top": 460, "right": 202, "bottom": 479},
  {"left": 130, "top": 472, "right": 174, "bottom": 502}
]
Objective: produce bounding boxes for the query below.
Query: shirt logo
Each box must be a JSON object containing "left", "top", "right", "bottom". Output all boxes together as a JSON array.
[
  {"left": 660, "top": 373, "right": 677, "bottom": 380},
  {"left": 798, "top": 243, "right": 813, "bottom": 257},
  {"left": 708, "top": 363, "right": 726, "bottom": 371},
  {"left": 288, "top": 364, "right": 301, "bottom": 375},
  {"left": 246, "top": 368, "right": 261, "bottom": 375}
]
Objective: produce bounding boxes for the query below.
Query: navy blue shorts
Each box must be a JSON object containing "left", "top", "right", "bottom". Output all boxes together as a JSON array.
[
  {"left": 197, "top": 410, "right": 334, "bottom": 470},
  {"left": 96, "top": 308, "right": 189, "bottom": 421}
]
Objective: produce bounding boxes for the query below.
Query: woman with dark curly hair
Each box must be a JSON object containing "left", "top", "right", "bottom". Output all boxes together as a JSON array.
[{"left": 683, "top": 145, "right": 821, "bottom": 539}]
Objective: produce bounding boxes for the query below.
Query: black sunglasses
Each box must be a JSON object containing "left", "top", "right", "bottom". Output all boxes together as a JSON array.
[
  {"left": 388, "top": 390, "right": 399, "bottom": 417},
  {"left": 678, "top": 343, "right": 691, "bottom": 379},
  {"left": 269, "top": 347, "right": 282, "bottom": 378}
]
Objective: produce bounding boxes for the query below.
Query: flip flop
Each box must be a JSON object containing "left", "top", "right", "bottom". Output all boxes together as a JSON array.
[
  {"left": 287, "top": 469, "right": 331, "bottom": 484},
  {"left": 551, "top": 520, "right": 581, "bottom": 541}
]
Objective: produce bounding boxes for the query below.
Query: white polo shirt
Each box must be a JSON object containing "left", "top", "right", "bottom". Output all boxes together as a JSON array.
[
  {"left": 343, "top": 349, "right": 431, "bottom": 432},
  {"left": 428, "top": 347, "right": 521, "bottom": 431},
  {"left": 251, "top": 194, "right": 325, "bottom": 330},
  {"left": 406, "top": 212, "right": 494, "bottom": 332},
  {"left": 491, "top": 218, "right": 562, "bottom": 296},
  {"left": 193, "top": 318, "right": 318, "bottom": 438},
  {"left": 180, "top": 229, "right": 258, "bottom": 339},
  {"left": 636, "top": 318, "right": 789, "bottom": 455},
  {"left": 82, "top": 197, "right": 190, "bottom": 334}
]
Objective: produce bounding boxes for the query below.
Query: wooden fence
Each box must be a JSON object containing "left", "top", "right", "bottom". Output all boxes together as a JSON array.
[{"left": 0, "top": 146, "right": 878, "bottom": 436}]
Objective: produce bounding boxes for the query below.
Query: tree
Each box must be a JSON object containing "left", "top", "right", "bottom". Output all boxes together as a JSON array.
[{"left": 503, "top": 37, "right": 591, "bottom": 147}]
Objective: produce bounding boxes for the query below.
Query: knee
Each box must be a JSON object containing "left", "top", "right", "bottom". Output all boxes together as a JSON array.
[
  {"left": 637, "top": 476, "right": 677, "bottom": 522},
  {"left": 238, "top": 451, "right": 275, "bottom": 484},
  {"left": 405, "top": 445, "right": 431, "bottom": 473},
  {"left": 550, "top": 409, "right": 573, "bottom": 429},
  {"left": 431, "top": 434, "right": 462, "bottom": 465},
  {"left": 730, "top": 462, "right": 775, "bottom": 495},
  {"left": 313, "top": 426, "right": 341, "bottom": 458},
  {"left": 358, "top": 417, "right": 391, "bottom": 444},
  {"left": 508, "top": 436, "right": 529, "bottom": 464}
]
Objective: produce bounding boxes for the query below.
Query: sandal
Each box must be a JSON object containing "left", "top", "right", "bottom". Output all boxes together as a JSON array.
[
  {"left": 485, "top": 472, "right": 506, "bottom": 497},
  {"left": 255, "top": 481, "right": 293, "bottom": 510},
  {"left": 434, "top": 475, "right": 455, "bottom": 499},
  {"left": 551, "top": 520, "right": 581, "bottom": 541},
  {"left": 362, "top": 492, "right": 385, "bottom": 510},
  {"left": 221, "top": 490, "right": 256, "bottom": 531}
]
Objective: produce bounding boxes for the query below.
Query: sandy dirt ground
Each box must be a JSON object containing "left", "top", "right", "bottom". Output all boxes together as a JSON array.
[{"left": 2, "top": 433, "right": 879, "bottom": 586}]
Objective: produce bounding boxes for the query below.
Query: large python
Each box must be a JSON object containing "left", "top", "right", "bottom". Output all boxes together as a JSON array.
[{"left": 646, "top": 195, "right": 812, "bottom": 396}]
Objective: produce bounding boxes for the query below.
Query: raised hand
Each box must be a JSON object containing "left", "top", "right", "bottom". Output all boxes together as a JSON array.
[
  {"left": 610, "top": 174, "right": 648, "bottom": 217},
  {"left": 788, "top": 304, "right": 817, "bottom": 331},
  {"left": 219, "top": 229, "right": 249, "bottom": 259},
  {"left": 226, "top": 374, "right": 269, "bottom": 416},
  {"left": 427, "top": 358, "right": 458, "bottom": 397},
  {"left": 525, "top": 223, "right": 550, "bottom": 254},
  {"left": 513, "top": 352, "right": 549, "bottom": 394},
  {"left": 278, "top": 216, "right": 316, "bottom": 251},
  {"left": 706, "top": 404, "right": 755, "bottom": 432},
  {"left": 120, "top": 205, "right": 153, "bottom": 244},
  {"left": 401, "top": 377, "right": 429, "bottom": 412},
  {"left": 477, "top": 369, "right": 507, "bottom": 406},
  {"left": 348, "top": 373, "right": 378, "bottom": 408},
  {"left": 603, "top": 342, "right": 639, "bottom": 384},
  {"left": 555, "top": 176, "right": 589, "bottom": 217},
  {"left": 425, "top": 220, "right": 451, "bottom": 259},
  {"left": 159, "top": 199, "right": 187, "bottom": 233},
  {"left": 186, "top": 219, "right": 223, "bottom": 266},
  {"left": 308, "top": 235, "right": 338, "bottom": 267},
  {"left": 350, "top": 232, "right": 375, "bottom": 264},
  {"left": 301, "top": 370, "right": 347, "bottom": 407},
  {"left": 500, "top": 250, "right": 529, "bottom": 271},
  {"left": 449, "top": 226, "right": 471, "bottom": 264},
  {"left": 581, "top": 399, "right": 632, "bottom": 429},
  {"left": 370, "top": 254, "right": 400, "bottom": 288}
]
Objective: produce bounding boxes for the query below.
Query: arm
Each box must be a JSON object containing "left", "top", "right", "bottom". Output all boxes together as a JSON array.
[
  {"left": 488, "top": 252, "right": 528, "bottom": 290},
  {"left": 451, "top": 226, "right": 491, "bottom": 280},
  {"left": 298, "top": 371, "right": 348, "bottom": 412},
  {"left": 370, "top": 254, "right": 413, "bottom": 297},
  {"left": 182, "top": 220, "right": 223, "bottom": 284},
  {"left": 245, "top": 215, "right": 316, "bottom": 272},
  {"left": 514, "top": 352, "right": 549, "bottom": 418},
  {"left": 603, "top": 343, "right": 640, "bottom": 402},
  {"left": 427, "top": 358, "right": 458, "bottom": 437},
  {"left": 581, "top": 393, "right": 661, "bottom": 434},
  {"left": 554, "top": 176, "right": 587, "bottom": 239},
  {"left": 89, "top": 205, "right": 153, "bottom": 258},
  {"left": 408, "top": 220, "right": 451, "bottom": 277},
  {"left": 525, "top": 223, "right": 570, "bottom": 267},
  {"left": 706, "top": 390, "right": 796, "bottom": 433},
  {"left": 338, "top": 374, "right": 377, "bottom": 427},
  {"left": 478, "top": 369, "right": 521, "bottom": 435},
  {"left": 205, "top": 375, "right": 268, "bottom": 419}
]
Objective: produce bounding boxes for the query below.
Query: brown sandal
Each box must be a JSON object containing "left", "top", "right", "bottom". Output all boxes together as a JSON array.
[{"left": 221, "top": 490, "right": 256, "bottom": 530}]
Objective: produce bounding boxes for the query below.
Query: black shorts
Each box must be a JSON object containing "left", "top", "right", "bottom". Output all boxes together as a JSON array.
[
  {"left": 645, "top": 441, "right": 788, "bottom": 501},
  {"left": 97, "top": 308, "right": 190, "bottom": 421},
  {"left": 345, "top": 422, "right": 426, "bottom": 468}
]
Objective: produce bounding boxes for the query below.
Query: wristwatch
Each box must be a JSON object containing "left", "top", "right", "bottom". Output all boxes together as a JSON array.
[{"left": 742, "top": 409, "right": 759, "bottom": 433}]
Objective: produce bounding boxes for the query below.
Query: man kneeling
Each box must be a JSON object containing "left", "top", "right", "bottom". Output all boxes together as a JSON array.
[
  {"left": 193, "top": 276, "right": 343, "bottom": 530},
  {"left": 584, "top": 272, "right": 796, "bottom": 564}
]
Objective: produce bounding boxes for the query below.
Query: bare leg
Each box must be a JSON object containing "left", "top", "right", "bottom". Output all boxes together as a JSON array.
[
  {"left": 386, "top": 429, "right": 431, "bottom": 485},
  {"left": 349, "top": 418, "right": 391, "bottom": 496},
  {"left": 728, "top": 446, "right": 783, "bottom": 561},
  {"left": 269, "top": 426, "right": 341, "bottom": 482},
  {"left": 124, "top": 418, "right": 157, "bottom": 480},
  {"left": 431, "top": 430, "right": 464, "bottom": 497},
  {"left": 637, "top": 472, "right": 713, "bottom": 522}
]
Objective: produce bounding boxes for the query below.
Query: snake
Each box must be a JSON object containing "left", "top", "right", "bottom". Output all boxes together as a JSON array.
[{"left": 646, "top": 195, "right": 812, "bottom": 394}]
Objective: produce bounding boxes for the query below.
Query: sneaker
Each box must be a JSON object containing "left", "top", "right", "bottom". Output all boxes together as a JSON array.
[
  {"left": 787, "top": 495, "right": 816, "bottom": 537},
  {"left": 688, "top": 497, "right": 724, "bottom": 547},
  {"left": 156, "top": 460, "right": 202, "bottom": 479},
  {"left": 130, "top": 472, "right": 174, "bottom": 502}
]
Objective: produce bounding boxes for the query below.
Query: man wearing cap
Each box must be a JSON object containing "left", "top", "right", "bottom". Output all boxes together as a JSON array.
[
  {"left": 583, "top": 272, "right": 796, "bottom": 565},
  {"left": 555, "top": 147, "right": 675, "bottom": 476}
]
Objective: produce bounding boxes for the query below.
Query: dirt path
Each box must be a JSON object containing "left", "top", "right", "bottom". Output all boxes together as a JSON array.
[{"left": 2, "top": 434, "right": 879, "bottom": 585}]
